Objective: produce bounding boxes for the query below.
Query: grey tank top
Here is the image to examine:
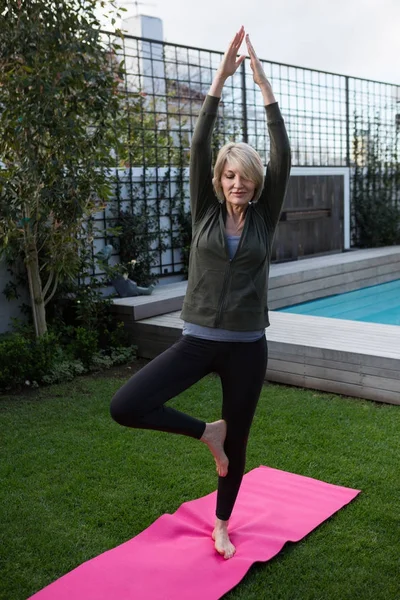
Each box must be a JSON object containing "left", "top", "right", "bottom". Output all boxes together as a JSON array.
[{"left": 183, "top": 235, "right": 265, "bottom": 342}]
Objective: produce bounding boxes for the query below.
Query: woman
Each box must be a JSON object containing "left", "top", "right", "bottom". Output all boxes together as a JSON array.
[{"left": 110, "top": 26, "right": 291, "bottom": 560}]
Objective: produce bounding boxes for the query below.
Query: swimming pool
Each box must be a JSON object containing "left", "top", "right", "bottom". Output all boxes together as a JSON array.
[{"left": 277, "top": 279, "right": 400, "bottom": 326}]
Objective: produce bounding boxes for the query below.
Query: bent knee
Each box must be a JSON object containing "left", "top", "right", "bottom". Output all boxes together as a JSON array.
[
  {"left": 110, "top": 395, "right": 125, "bottom": 426},
  {"left": 109, "top": 391, "right": 144, "bottom": 427},
  {"left": 110, "top": 393, "right": 132, "bottom": 426}
]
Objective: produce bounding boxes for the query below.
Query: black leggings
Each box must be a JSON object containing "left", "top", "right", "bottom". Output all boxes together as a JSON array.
[{"left": 110, "top": 334, "right": 268, "bottom": 521}]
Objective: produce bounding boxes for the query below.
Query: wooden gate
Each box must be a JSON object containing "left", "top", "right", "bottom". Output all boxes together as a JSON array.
[{"left": 271, "top": 168, "right": 349, "bottom": 262}]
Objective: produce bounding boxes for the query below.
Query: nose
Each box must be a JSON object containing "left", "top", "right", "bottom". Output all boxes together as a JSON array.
[{"left": 234, "top": 175, "right": 244, "bottom": 188}]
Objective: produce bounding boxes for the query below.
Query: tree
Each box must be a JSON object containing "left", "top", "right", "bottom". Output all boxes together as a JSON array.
[{"left": 0, "top": 0, "right": 126, "bottom": 336}]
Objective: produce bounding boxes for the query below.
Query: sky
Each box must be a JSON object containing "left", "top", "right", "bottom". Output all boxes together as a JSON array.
[{"left": 103, "top": 0, "right": 400, "bottom": 86}]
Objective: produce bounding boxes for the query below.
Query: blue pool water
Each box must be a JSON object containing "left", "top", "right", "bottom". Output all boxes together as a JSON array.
[{"left": 278, "top": 279, "right": 400, "bottom": 326}]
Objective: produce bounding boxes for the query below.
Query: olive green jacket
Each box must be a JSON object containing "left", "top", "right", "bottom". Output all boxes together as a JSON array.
[{"left": 180, "top": 95, "right": 291, "bottom": 330}]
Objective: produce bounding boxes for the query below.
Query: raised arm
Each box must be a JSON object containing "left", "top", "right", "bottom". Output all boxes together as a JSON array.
[
  {"left": 261, "top": 103, "right": 291, "bottom": 230},
  {"left": 190, "top": 27, "right": 247, "bottom": 224},
  {"left": 246, "top": 35, "right": 291, "bottom": 230},
  {"left": 189, "top": 96, "right": 219, "bottom": 225}
]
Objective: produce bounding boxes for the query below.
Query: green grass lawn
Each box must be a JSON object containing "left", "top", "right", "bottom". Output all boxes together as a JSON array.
[{"left": 1, "top": 368, "right": 399, "bottom": 600}]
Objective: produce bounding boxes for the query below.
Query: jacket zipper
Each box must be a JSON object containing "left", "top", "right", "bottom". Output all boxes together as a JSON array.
[
  {"left": 214, "top": 205, "right": 251, "bottom": 327},
  {"left": 214, "top": 264, "right": 231, "bottom": 327}
]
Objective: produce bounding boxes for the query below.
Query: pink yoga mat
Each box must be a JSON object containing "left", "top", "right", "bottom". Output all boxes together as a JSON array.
[{"left": 29, "top": 466, "right": 360, "bottom": 600}]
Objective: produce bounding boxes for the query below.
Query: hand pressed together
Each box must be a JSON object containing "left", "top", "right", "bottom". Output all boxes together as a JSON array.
[
  {"left": 216, "top": 25, "right": 246, "bottom": 80},
  {"left": 211, "top": 26, "right": 275, "bottom": 105},
  {"left": 245, "top": 34, "right": 270, "bottom": 89}
]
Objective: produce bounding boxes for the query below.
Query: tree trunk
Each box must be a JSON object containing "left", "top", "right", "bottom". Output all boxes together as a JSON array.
[{"left": 25, "top": 240, "right": 48, "bottom": 337}]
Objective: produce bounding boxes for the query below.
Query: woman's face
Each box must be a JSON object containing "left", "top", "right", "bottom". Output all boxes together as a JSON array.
[{"left": 220, "top": 164, "right": 256, "bottom": 207}]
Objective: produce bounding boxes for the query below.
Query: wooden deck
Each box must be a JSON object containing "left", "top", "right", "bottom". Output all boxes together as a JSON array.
[
  {"left": 111, "top": 246, "right": 400, "bottom": 321},
  {"left": 110, "top": 246, "right": 400, "bottom": 405},
  {"left": 129, "top": 310, "right": 400, "bottom": 405}
]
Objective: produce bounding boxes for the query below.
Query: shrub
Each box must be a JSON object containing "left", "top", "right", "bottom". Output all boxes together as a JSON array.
[
  {"left": 70, "top": 327, "right": 99, "bottom": 368},
  {"left": 42, "top": 360, "right": 87, "bottom": 385},
  {"left": 0, "top": 326, "right": 136, "bottom": 392},
  {"left": 352, "top": 114, "right": 399, "bottom": 247},
  {"left": 0, "top": 332, "right": 61, "bottom": 389}
]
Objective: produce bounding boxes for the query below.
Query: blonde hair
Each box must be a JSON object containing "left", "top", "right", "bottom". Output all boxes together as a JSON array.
[{"left": 212, "top": 142, "right": 265, "bottom": 203}]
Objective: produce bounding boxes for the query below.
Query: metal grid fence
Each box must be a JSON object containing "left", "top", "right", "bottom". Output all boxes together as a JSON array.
[{"left": 97, "top": 31, "right": 399, "bottom": 278}]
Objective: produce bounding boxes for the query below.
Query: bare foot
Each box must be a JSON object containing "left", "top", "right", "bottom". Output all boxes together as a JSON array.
[
  {"left": 200, "top": 420, "right": 229, "bottom": 477},
  {"left": 212, "top": 519, "right": 236, "bottom": 559}
]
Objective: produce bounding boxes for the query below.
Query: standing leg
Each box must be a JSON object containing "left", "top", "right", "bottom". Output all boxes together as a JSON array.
[{"left": 213, "top": 335, "right": 268, "bottom": 558}]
